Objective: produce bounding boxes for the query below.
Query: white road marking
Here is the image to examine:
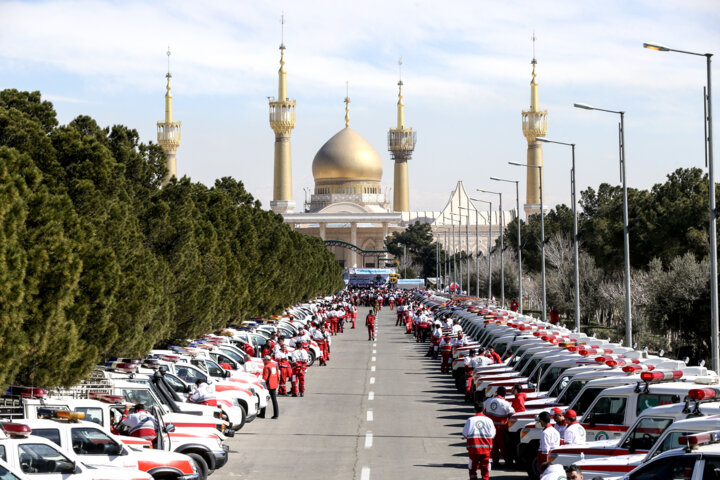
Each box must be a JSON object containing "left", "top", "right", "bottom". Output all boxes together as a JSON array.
[
  {"left": 361, "top": 467, "right": 371, "bottom": 480},
  {"left": 371, "top": 365, "right": 376, "bottom": 372},
  {"left": 373, "top": 349, "right": 377, "bottom": 354},
  {"left": 373, "top": 343, "right": 376, "bottom": 347},
  {"left": 370, "top": 377, "right": 375, "bottom": 384},
  {"left": 365, "top": 431, "right": 373, "bottom": 448},
  {"left": 368, "top": 391, "right": 374, "bottom": 400},
  {"left": 372, "top": 356, "right": 376, "bottom": 362},
  {"left": 367, "top": 410, "right": 373, "bottom": 421}
]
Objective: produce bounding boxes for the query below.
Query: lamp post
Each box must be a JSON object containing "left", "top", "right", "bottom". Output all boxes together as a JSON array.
[
  {"left": 643, "top": 41, "right": 718, "bottom": 373},
  {"left": 478, "top": 189, "right": 505, "bottom": 307},
  {"left": 451, "top": 212, "right": 465, "bottom": 293},
  {"left": 510, "top": 162, "right": 546, "bottom": 322},
  {"left": 537, "top": 138, "right": 581, "bottom": 332},
  {"left": 574, "top": 102, "right": 631, "bottom": 347},
  {"left": 491, "top": 176, "right": 523, "bottom": 314},
  {"left": 459, "top": 206, "right": 474, "bottom": 296},
  {"left": 472, "top": 197, "right": 493, "bottom": 304}
]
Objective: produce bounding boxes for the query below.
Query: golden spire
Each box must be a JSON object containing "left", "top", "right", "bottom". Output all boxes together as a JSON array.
[
  {"left": 396, "top": 57, "right": 404, "bottom": 129},
  {"left": 165, "top": 46, "right": 173, "bottom": 123},
  {"left": 530, "top": 31, "right": 539, "bottom": 111},
  {"left": 278, "top": 14, "right": 287, "bottom": 101},
  {"left": 344, "top": 81, "right": 350, "bottom": 128}
]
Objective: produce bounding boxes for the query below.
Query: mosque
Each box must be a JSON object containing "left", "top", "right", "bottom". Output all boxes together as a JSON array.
[{"left": 156, "top": 38, "right": 548, "bottom": 283}]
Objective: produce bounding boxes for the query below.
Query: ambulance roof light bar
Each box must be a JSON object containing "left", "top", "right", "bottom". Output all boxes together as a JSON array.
[
  {"left": 680, "top": 430, "right": 720, "bottom": 451},
  {"left": 640, "top": 370, "right": 684, "bottom": 383},
  {"left": 688, "top": 388, "right": 720, "bottom": 400},
  {"left": 5, "top": 386, "right": 48, "bottom": 398},
  {"left": 1, "top": 423, "right": 31, "bottom": 438}
]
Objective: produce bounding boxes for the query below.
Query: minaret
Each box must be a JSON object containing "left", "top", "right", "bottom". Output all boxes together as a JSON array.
[
  {"left": 388, "top": 59, "right": 417, "bottom": 212},
  {"left": 269, "top": 16, "right": 297, "bottom": 214},
  {"left": 157, "top": 47, "right": 181, "bottom": 185},
  {"left": 521, "top": 35, "right": 548, "bottom": 218}
]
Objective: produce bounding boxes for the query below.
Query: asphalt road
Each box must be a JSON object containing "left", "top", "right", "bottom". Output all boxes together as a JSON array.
[{"left": 219, "top": 308, "right": 526, "bottom": 479}]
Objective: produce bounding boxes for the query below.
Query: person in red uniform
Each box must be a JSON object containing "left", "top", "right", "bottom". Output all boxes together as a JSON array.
[
  {"left": 549, "top": 306, "right": 560, "bottom": 325},
  {"left": 510, "top": 384, "right": 527, "bottom": 412},
  {"left": 462, "top": 402, "right": 496, "bottom": 480},
  {"left": 365, "top": 309, "right": 376, "bottom": 341},
  {"left": 119, "top": 403, "right": 158, "bottom": 441},
  {"left": 510, "top": 299, "right": 519, "bottom": 312},
  {"left": 439, "top": 334, "right": 454, "bottom": 373},
  {"left": 486, "top": 346, "right": 502, "bottom": 364},
  {"left": 483, "top": 386, "right": 515, "bottom": 467},
  {"left": 260, "top": 356, "right": 280, "bottom": 418},
  {"left": 243, "top": 341, "right": 255, "bottom": 357},
  {"left": 274, "top": 343, "right": 292, "bottom": 395}
]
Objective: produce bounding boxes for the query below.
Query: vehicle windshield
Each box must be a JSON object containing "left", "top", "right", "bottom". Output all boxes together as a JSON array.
[
  {"left": 164, "top": 373, "right": 188, "bottom": 393},
  {"left": 548, "top": 375, "right": 572, "bottom": 398},
  {"left": 521, "top": 357, "right": 543, "bottom": 376},
  {"left": 0, "top": 464, "right": 22, "bottom": 480},
  {"left": 71, "top": 427, "right": 124, "bottom": 456},
  {"left": 494, "top": 342, "right": 508, "bottom": 357},
  {"left": 218, "top": 348, "right": 245, "bottom": 364},
  {"left": 585, "top": 396, "right": 628, "bottom": 425},
  {"left": 18, "top": 443, "right": 76, "bottom": 474},
  {"left": 177, "top": 364, "right": 208, "bottom": 384},
  {"left": 556, "top": 380, "right": 587, "bottom": 405},
  {"left": 571, "top": 386, "right": 601, "bottom": 415},
  {"left": 620, "top": 417, "right": 674, "bottom": 451},
  {"left": 120, "top": 388, "right": 161, "bottom": 410},
  {"left": 539, "top": 366, "right": 565, "bottom": 392}
]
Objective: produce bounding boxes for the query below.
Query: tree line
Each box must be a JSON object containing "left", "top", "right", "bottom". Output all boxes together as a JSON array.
[{"left": 0, "top": 89, "right": 344, "bottom": 389}]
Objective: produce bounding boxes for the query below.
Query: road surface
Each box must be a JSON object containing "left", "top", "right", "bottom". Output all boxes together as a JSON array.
[{"left": 219, "top": 307, "right": 525, "bottom": 479}]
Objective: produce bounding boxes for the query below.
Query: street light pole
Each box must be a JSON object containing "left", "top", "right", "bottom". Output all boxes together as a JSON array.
[
  {"left": 478, "top": 189, "right": 505, "bottom": 307},
  {"left": 537, "top": 138, "right": 581, "bottom": 332},
  {"left": 472, "top": 198, "right": 493, "bottom": 304},
  {"left": 491, "top": 177, "right": 523, "bottom": 314},
  {"left": 644, "top": 41, "right": 719, "bottom": 373},
  {"left": 510, "top": 162, "right": 546, "bottom": 322},
  {"left": 475, "top": 208, "right": 480, "bottom": 298},
  {"left": 574, "top": 103, "right": 631, "bottom": 346}
]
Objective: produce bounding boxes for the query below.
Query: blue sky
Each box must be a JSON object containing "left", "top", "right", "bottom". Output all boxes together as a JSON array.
[{"left": 1, "top": 0, "right": 718, "bottom": 212}]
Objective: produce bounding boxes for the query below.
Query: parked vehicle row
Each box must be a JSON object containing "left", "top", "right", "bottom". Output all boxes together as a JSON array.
[{"left": 411, "top": 290, "right": 720, "bottom": 480}]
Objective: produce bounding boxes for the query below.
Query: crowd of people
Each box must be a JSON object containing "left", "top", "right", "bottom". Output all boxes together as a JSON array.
[{"left": 387, "top": 291, "right": 590, "bottom": 480}]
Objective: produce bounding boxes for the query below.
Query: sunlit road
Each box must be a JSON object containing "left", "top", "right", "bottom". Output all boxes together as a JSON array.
[{"left": 218, "top": 307, "right": 525, "bottom": 479}]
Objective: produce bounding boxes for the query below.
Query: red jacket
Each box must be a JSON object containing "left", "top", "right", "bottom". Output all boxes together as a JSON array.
[
  {"left": 511, "top": 392, "right": 527, "bottom": 412},
  {"left": 262, "top": 361, "right": 280, "bottom": 390},
  {"left": 366, "top": 314, "right": 375, "bottom": 326}
]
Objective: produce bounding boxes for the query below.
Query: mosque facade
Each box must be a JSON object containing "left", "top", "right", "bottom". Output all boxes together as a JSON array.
[{"left": 157, "top": 37, "right": 546, "bottom": 278}]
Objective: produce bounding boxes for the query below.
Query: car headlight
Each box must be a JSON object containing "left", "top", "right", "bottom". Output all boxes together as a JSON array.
[
  {"left": 259, "top": 380, "right": 266, "bottom": 388},
  {"left": 548, "top": 454, "right": 558, "bottom": 463},
  {"left": 508, "top": 419, "right": 517, "bottom": 428},
  {"left": 216, "top": 437, "right": 224, "bottom": 449},
  {"left": 189, "top": 459, "right": 199, "bottom": 475},
  {"left": 520, "top": 429, "right": 529, "bottom": 439},
  {"left": 249, "top": 387, "right": 257, "bottom": 395}
]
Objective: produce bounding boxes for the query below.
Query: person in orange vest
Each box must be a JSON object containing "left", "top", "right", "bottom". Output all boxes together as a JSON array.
[
  {"left": 483, "top": 386, "right": 515, "bottom": 467},
  {"left": 510, "top": 384, "right": 527, "bottom": 412},
  {"left": 274, "top": 343, "right": 292, "bottom": 395},
  {"left": 462, "top": 402, "right": 496, "bottom": 480},
  {"left": 365, "top": 309, "right": 376, "bottom": 341},
  {"left": 439, "top": 334, "right": 454, "bottom": 373},
  {"left": 260, "top": 356, "right": 280, "bottom": 418},
  {"left": 510, "top": 299, "right": 519, "bottom": 312}
]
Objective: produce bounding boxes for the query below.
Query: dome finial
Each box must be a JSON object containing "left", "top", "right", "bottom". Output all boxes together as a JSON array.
[
  {"left": 531, "top": 31, "right": 537, "bottom": 84},
  {"left": 166, "top": 46, "right": 172, "bottom": 92},
  {"left": 396, "top": 57, "right": 405, "bottom": 128},
  {"left": 344, "top": 81, "right": 350, "bottom": 128}
]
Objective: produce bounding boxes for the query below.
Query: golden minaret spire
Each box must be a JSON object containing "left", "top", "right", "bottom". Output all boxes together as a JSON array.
[
  {"left": 157, "top": 46, "right": 181, "bottom": 185},
  {"left": 388, "top": 57, "right": 416, "bottom": 212},
  {"left": 522, "top": 33, "right": 548, "bottom": 218},
  {"left": 269, "top": 14, "right": 297, "bottom": 214},
  {"left": 344, "top": 81, "right": 350, "bottom": 128}
]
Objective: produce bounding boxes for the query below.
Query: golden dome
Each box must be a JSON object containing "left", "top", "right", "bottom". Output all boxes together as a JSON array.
[{"left": 312, "top": 127, "right": 383, "bottom": 183}]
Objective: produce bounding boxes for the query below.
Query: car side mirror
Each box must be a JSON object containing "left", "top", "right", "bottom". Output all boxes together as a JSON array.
[
  {"left": 224, "top": 370, "right": 231, "bottom": 378},
  {"left": 74, "top": 463, "right": 82, "bottom": 475},
  {"left": 185, "top": 385, "right": 192, "bottom": 393},
  {"left": 164, "top": 423, "right": 176, "bottom": 433}
]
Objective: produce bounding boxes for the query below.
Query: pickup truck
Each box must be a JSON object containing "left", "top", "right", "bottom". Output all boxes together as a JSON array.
[{"left": 0, "top": 422, "right": 151, "bottom": 480}]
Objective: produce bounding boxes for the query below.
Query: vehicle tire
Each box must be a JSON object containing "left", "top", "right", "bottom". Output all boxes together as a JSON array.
[
  {"left": 307, "top": 350, "right": 316, "bottom": 367},
  {"left": 525, "top": 442, "right": 541, "bottom": 480},
  {"left": 187, "top": 453, "right": 209, "bottom": 480},
  {"left": 235, "top": 404, "right": 247, "bottom": 430}
]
